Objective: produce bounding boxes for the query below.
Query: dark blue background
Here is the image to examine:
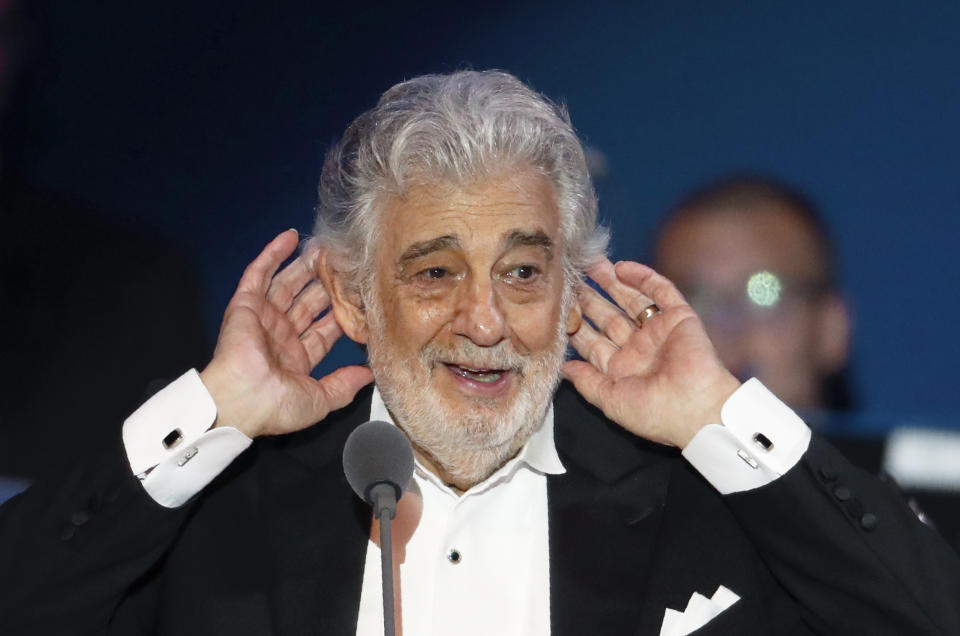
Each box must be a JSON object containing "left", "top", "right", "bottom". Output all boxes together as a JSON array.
[{"left": 6, "top": 1, "right": 959, "bottom": 428}]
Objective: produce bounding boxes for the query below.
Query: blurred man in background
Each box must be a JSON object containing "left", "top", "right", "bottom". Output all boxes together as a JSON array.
[
  {"left": 653, "top": 175, "right": 853, "bottom": 412},
  {"left": 652, "top": 175, "right": 960, "bottom": 553}
]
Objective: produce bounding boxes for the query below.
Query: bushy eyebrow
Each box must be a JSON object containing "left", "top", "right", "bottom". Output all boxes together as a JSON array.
[
  {"left": 503, "top": 230, "right": 554, "bottom": 261},
  {"left": 396, "top": 229, "right": 554, "bottom": 274},
  {"left": 398, "top": 235, "right": 461, "bottom": 269}
]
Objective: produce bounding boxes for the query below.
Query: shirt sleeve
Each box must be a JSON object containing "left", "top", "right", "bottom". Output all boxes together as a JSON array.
[
  {"left": 121, "top": 369, "right": 252, "bottom": 508},
  {"left": 681, "top": 378, "right": 811, "bottom": 495}
]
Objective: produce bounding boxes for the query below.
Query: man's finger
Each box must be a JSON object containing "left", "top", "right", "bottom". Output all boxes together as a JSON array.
[
  {"left": 561, "top": 359, "right": 613, "bottom": 412},
  {"left": 236, "top": 229, "right": 300, "bottom": 296},
  {"left": 568, "top": 320, "right": 617, "bottom": 374},
  {"left": 586, "top": 258, "right": 659, "bottom": 322},
  {"left": 288, "top": 281, "right": 332, "bottom": 336},
  {"left": 301, "top": 312, "right": 345, "bottom": 369},
  {"left": 266, "top": 255, "right": 314, "bottom": 313},
  {"left": 612, "top": 261, "right": 686, "bottom": 311},
  {"left": 578, "top": 283, "right": 635, "bottom": 347},
  {"left": 314, "top": 365, "right": 375, "bottom": 417}
]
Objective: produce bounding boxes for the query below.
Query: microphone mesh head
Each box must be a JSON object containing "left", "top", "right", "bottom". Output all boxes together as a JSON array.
[{"left": 342, "top": 420, "right": 415, "bottom": 504}]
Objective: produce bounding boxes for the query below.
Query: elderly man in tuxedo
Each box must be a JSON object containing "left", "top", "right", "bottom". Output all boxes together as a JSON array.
[{"left": 1, "top": 70, "right": 958, "bottom": 636}]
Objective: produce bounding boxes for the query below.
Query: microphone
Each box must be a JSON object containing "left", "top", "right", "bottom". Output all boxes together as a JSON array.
[
  {"left": 343, "top": 420, "right": 414, "bottom": 636},
  {"left": 343, "top": 420, "right": 415, "bottom": 517}
]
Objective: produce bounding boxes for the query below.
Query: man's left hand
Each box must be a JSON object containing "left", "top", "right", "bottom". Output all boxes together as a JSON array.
[{"left": 563, "top": 258, "right": 741, "bottom": 449}]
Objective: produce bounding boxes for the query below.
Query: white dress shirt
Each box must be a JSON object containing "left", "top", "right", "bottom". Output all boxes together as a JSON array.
[
  {"left": 121, "top": 372, "right": 810, "bottom": 635},
  {"left": 355, "top": 389, "right": 562, "bottom": 636}
]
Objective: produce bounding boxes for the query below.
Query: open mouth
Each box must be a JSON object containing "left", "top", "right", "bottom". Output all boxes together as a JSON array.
[{"left": 445, "top": 363, "right": 507, "bottom": 384}]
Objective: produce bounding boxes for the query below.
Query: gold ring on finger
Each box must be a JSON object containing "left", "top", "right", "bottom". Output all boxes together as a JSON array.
[{"left": 635, "top": 303, "right": 662, "bottom": 327}]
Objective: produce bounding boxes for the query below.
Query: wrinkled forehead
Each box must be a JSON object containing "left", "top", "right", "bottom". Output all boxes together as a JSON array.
[{"left": 374, "top": 170, "right": 563, "bottom": 258}]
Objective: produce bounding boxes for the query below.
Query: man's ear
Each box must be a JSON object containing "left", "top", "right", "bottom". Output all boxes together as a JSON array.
[
  {"left": 565, "top": 297, "right": 583, "bottom": 335},
  {"left": 815, "top": 293, "right": 851, "bottom": 374},
  {"left": 316, "top": 248, "right": 369, "bottom": 345}
]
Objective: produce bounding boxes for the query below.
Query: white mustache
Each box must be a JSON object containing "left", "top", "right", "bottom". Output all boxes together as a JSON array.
[{"left": 420, "top": 341, "right": 527, "bottom": 375}]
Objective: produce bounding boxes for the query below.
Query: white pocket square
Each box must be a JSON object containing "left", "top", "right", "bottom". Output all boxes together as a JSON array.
[{"left": 659, "top": 585, "right": 740, "bottom": 636}]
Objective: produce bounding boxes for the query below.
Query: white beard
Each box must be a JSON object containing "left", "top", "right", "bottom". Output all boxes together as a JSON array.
[{"left": 364, "top": 292, "right": 570, "bottom": 489}]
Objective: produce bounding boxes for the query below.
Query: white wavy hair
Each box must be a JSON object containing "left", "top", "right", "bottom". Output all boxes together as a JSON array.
[{"left": 307, "top": 69, "right": 609, "bottom": 291}]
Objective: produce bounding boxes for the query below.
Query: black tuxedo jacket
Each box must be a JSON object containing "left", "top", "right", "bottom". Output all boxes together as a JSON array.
[{"left": 2, "top": 383, "right": 959, "bottom": 635}]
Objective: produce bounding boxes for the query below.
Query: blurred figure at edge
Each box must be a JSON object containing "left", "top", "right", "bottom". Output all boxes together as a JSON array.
[{"left": 653, "top": 175, "right": 853, "bottom": 413}]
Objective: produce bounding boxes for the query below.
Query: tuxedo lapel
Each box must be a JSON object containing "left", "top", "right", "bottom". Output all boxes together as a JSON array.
[
  {"left": 548, "top": 383, "right": 678, "bottom": 636},
  {"left": 251, "top": 383, "right": 684, "bottom": 636},
  {"left": 257, "top": 387, "right": 375, "bottom": 636}
]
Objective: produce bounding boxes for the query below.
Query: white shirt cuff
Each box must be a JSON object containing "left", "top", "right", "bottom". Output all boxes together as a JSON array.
[
  {"left": 682, "top": 378, "right": 811, "bottom": 494},
  {"left": 122, "top": 369, "right": 253, "bottom": 508}
]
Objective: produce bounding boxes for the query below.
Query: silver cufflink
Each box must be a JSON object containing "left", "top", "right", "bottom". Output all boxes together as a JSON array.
[
  {"left": 177, "top": 447, "right": 199, "bottom": 467},
  {"left": 737, "top": 449, "right": 759, "bottom": 469}
]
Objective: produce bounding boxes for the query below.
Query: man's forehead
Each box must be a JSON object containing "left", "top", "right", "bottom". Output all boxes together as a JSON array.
[
  {"left": 659, "top": 207, "right": 827, "bottom": 284},
  {"left": 380, "top": 172, "right": 562, "bottom": 251}
]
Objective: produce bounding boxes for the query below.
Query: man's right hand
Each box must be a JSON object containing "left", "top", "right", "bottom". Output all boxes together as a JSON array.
[{"left": 199, "top": 230, "right": 374, "bottom": 438}]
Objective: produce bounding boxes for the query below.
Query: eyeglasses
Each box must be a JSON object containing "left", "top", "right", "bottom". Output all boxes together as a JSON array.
[{"left": 680, "top": 270, "right": 828, "bottom": 335}]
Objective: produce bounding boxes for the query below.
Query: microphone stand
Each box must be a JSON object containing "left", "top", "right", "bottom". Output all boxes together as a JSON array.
[
  {"left": 342, "top": 420, "right": 413, "bottom": 636},
  {"left": 370, "top": 483, "right": 399, "bottom": 636}
]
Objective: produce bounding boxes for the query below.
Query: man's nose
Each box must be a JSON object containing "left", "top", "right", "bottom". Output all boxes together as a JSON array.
[{"left": 451, "top": 278, "right": 506, "bottom": 347}]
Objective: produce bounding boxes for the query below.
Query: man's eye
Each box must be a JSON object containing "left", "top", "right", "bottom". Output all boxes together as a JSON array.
[
  {"left": 508, "top": 265, "right": 538, "bottom": 280},
  {"left": 422, "top": 267, "right": 447, "bottom": 280}
]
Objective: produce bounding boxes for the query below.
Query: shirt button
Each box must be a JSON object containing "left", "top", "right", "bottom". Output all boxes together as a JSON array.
[
  {"left": 833, "top": 485, "right": 853, "bottom": 502},
  {"left": 446, "top": 549, "right": 462, "bottom": 564},
  {"left": 860, "top": 513, "right": 879, "bottom": 531}
]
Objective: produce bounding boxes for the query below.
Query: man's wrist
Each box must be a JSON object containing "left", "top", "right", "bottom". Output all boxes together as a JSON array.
[
  {"left": 123, "top": 369, "right": 218, "bottom": 475},
  {"left": 122, "top": 369, "right": 254, "bottom": 507},
  {"left": 676, "top": 371, "right": 743, "bottom": 449},
  {"left": 199, "top": 362, "right": 259, "bottom": 438},
  {"left": 681, "top": 378, "right": 812, "bottom": 494}
]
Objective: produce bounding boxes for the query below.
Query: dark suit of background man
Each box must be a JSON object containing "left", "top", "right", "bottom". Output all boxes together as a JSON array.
[{"left": 1, "top": 71, "right": 959, "bottom": 635}]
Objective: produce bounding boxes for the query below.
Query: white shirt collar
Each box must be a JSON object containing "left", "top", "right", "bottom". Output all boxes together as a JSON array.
[{"left": 368, "top": 385, "right": 565, "bottom": 497}]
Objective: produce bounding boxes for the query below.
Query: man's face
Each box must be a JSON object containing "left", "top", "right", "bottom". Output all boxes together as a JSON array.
[
  {"left": 654, "top": 205, "right": 848, "bottom": 409},
  {"left": 362, "top": 171, "right": 575, "bottom": 490}
]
